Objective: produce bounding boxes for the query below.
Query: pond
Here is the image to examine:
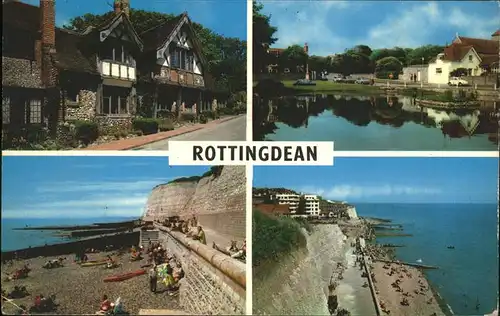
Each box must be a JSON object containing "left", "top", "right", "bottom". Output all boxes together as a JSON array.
[{"left": 253, "top": 94, "right": 498, "bottom": 151}]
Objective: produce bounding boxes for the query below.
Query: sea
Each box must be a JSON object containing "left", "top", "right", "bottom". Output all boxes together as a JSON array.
[
  {"left": 1, "top": 216, "right": 139, "bottom": 252},
  {"left": 357, "top": 203, "right": 499, "bottom": 316}
]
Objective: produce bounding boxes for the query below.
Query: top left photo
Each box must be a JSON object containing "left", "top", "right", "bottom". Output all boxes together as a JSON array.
[{"left": 2, "top": 0, "right": 247, "bottom": 151}]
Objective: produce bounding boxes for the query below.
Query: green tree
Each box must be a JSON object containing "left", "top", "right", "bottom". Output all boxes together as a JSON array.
[
  {"left": 64, "top": 9, "right": 246, "bottom": 92},
  {"left": 450, "top": 67, "right": 468, "bottom": 77},
  {"left": 308, "top": 55, "right": 329, "bottom": 72},
  {"left": 406, "top": 45, "right": 444, "bottom": 65},
  {"left": 375, "top": 56, "right": 403, "bottom": 79},
  {"left": 280, "top": 44, "right": 308, "bottom": 73},
  {"left": 253, "top": 1, "right": 278, "bottom": 74},
  {"left": 297, "top": 196, "right": 307, "bottom": 215}
]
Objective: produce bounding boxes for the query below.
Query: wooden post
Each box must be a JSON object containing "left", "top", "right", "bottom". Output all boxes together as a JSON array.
[{"left": 176, "top": 88, "right": 182, "bottom": 120}]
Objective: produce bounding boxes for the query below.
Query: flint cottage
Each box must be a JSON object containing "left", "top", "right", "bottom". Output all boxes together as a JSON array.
[{"left": 2, "top": 0, "right": 220, "bottom": 137}]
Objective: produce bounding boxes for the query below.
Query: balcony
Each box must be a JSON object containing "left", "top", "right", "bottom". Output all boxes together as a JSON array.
[
  {"left": 100, "top": 60, "right": 136, "bottom": 81},
  {"left": 154, "top": 66, "right": 205, "bottom": 88}
]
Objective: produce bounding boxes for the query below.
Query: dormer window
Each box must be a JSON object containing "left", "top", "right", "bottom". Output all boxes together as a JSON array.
[
  {"left": 169, "top": 46, "right": 195, "bottom": 72},
  {"left": 101, "top": 40, "right": 133, "bottom": 65}
]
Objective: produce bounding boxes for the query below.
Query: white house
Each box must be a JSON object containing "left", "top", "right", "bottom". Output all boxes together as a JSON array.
[{"left": 427, "top": 31, "right": 500, "bottom": 84}]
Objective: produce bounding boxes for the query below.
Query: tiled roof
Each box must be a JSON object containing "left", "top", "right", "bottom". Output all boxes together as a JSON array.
[
  {"left": 456, "top": 36, "right": 499, "bottom": 55},
  {"left": 253, "top": 203, "right": 291, "bottom": 215},
  {"left": 54, "top": 29, "right": 99, "bottom": 74},
  {"left": 141, "top": 14, "right": 185, "bottom": 51},
  {"left": 442, "top": 44, "right": 474, "bottom": 62},
  {"left": 2, "top": 1, "right": 39, "bottom": 32},
  {"left": 492, "top": 30, "right": 500, "bottom": 36}
]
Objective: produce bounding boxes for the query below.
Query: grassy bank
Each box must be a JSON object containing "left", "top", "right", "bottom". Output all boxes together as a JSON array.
[
  {"left": 253, "top": 210, "right": 308, "bottom": 267},
  {"left": 282, "top": 80, "right": 382, "bottom": 94}
]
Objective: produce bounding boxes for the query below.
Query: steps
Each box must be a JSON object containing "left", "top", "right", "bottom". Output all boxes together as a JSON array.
[{"left": 140, "top": 229, "right": 160, "bottom": 248}]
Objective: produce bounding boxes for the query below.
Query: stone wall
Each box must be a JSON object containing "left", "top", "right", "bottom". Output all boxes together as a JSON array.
[
  {"left": 65, "top": 90, "right": 97, "bottom": 121},
  {"left": 145, "top": 166, "right": 246, "bottom": 241},
  {"left": 94, "top": 115, "right": 133, "bottom": 135},
  {"left": 158, "top": 229, "right": 246, "bottom": 315},
  {"left": 2, "top": 57, "right": 43, "bottom": 88}
]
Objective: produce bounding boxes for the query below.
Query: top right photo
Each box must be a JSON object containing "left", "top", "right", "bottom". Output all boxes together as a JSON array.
[{"left": 253, "top": 1, "right": 499, "bottom": 151}]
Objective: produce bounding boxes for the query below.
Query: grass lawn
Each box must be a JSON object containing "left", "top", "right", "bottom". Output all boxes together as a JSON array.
[{"left": 281, "top": 80, "right": 383, "bottom": 94}]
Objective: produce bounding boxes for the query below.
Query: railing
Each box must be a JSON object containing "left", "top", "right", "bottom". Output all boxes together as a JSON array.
[
  {"left": 154, "top": 67, "right": 205, "bottom": 87},
  {"left": 100, "top": 60, "right": 136, "bottom": 81},
  {"left": 155, "top": 224, "right": 246, "bottom": 289}
]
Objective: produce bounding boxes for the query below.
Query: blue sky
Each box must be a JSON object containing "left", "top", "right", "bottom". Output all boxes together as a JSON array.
[
  {"left": 22, "top": 0, "right": 246, "bottom": 39},
  {"left": 254, "top": 158, "right": 498, "bottom": 204},
  {"left": 262, "top": 0, "right": 500, "bottom": 56},
  {"left": 1, "top": 156, "right": 210, "bottom": 219}
]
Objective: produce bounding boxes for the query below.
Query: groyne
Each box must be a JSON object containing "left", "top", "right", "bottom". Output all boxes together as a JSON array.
[{"left": 1, "top": 231, "right": 139, "bottom": 262}]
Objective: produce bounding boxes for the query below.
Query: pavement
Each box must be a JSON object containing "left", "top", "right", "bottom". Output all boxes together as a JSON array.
[
  {"left": 135, "top": 114, "right": 246, "bottom": 150},
  {"left": 81, "top": 115, "right": 246, "bottom": 151}
]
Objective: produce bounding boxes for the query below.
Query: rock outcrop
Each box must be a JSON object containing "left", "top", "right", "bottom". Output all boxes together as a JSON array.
[{"left": 144, "top": 166, "right": 246, "bottom": 241}]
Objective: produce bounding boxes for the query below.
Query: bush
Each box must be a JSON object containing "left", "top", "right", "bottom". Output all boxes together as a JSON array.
[
  {"left": 180, "top": 112, "right": 196, "bottom": 122},
  {"left": 73, "top": 120, "right": 99, "bottom": 145},
  {"left": 199, "top": 114, "right": 208, "bottom": 124},
  {"left": 253, "top": 210, "right": 307, "bottom": 267},
  {"left": 218, "top": 107, "right": 234, "bottom": 116},
  {"left": 158, "top": 118, "right": 174, "bottom": 132},
  {"left": 132, "top": 118, "right": 159, "bottom": 135},
  {"left": 157, "top": 110, "right": 175, "bottom": 119}
]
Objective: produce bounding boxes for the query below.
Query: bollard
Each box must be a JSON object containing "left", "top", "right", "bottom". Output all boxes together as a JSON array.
[
  {"left": 494, "top": 83, "right": 497, "bottom": 90},
  {"left": 404, "top": 81, "right": 407, "bottom": 88},
  {"left": 475, "top": 83, "right": 477, "bottom": 90},
  {"left": 387, "top": 81, "right": 389, "bottom": 87},
  {"left": 420, "top": 81, "right": 423, "bottom": 88}
]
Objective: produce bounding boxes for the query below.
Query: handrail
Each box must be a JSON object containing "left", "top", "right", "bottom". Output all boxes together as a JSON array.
[{"left": 155, "top": 225, "right": 246, "bottom": 289}]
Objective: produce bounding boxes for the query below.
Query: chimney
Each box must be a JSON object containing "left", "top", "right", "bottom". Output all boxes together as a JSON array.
[
  {"left": 40, "top": 0, "right": 56, "bottom": 87},
  {"left": 114, "top": 0, "right": 121, "bottom": 14},
  {"left": 121, "top": 0, "right": 130, "bottom": 17}
]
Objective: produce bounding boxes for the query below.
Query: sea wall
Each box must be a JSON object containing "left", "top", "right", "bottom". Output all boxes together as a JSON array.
[
  {"left": 1, "top": 231, "right": 140, "bottom": 262},
  {"left": 158, "top": 227, "right": 245, "bottom": 315},
  {"left": 144, "top": 166, "right": 246, "bottom": 241},
  {"left": 253, "top": 224, "right": 349, "bottom": 315}
]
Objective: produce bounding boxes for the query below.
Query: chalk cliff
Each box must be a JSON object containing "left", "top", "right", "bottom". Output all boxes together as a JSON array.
[{"left": 143, "top": 166, "right": 246, "bottom": 240}]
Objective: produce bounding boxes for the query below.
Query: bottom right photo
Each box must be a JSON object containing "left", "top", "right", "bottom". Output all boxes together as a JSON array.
[{"left": 252, "top": 157, "right": 498, "bottom": 316}]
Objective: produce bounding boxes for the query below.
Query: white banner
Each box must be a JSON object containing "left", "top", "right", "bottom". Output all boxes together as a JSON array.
[{"left": 168, "top": 141, "right": 334, "bottom": 166}]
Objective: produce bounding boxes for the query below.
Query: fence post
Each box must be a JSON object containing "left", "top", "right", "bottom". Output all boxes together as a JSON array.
[
  {"left": 387, "top": 81, "right": 389, "bottom": 87},
  {"left": 420, "top": 81, "right": 423, "bottom": 88},
  {"left": 404, "top": 81, "right": 407, "bottom": 88},
  {"left": 474, "top": 83, "right": 478, "bottom": 90}
]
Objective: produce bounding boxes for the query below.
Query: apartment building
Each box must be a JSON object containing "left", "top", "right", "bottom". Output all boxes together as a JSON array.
[
  {"left": 273, "top": 193, "right": 300, "bottom": 213},
  {"left": 303, "top": 194, "right": 320, "bottom": 217}
]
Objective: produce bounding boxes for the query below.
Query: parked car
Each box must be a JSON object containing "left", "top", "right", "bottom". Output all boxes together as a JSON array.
[
  {"left": 343, "top": 76, "right": 356, "bottom": 84},
  {"left": 332, "top": 77, "right": 344, "bottom": 83},
  {"left": 448, "top": 77, "right": 469, "bottom": 86},
  {"left": 355, "top": 78, "right": 371, "bottom": 85},
  {"left": 293, "top": 79, "right": 316, "bottom": 86}
]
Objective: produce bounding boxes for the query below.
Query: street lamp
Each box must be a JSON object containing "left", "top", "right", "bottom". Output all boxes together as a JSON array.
[{"left": 421, "top": 57, "right": 425, "bottom": 88}]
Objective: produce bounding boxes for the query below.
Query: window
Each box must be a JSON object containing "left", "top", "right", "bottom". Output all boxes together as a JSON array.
[
  {"left": 436, "top": 68, "right": 442, "bottom": 74},
  {"left": 170, "top": 47, "right": 195, "bottom": 72},
  {"left": 2, "top": 96, "right": 10, "bottom": 124},
  {"left": 66, "top": 88, "right": 79, "bottom": 103},
  {"left": 29, "top": 99, "right": 42, "bottom": 124},
  {"left": 469, "top": 55, "right": 473, "bottom": 62},
  {"left": 102, "top": 43, "right": 131, "bottom": 64},
  {"left": 468, "top": 68, "right": 472, "bottom": 76},
  {"left": 101, "top": 86, "right": 129, "bottom": 115}
]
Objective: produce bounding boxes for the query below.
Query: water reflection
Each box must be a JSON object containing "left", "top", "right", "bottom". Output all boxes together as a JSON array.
[{"left": 253, "top": 94, "right": 498, "bottom": 151}]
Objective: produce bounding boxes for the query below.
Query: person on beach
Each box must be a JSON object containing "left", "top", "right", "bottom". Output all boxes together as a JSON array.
[
  {"left": 98, "top": 295, "right": 112, "bottom": 314},
  {"left": 162, "top": 264, "right": 177, "bottom": 295},
  {"left": 149, "top": 265, "right": 158, "bottom": 293},
  {"left": 193, "top": 226, "right": 206, "bottom": 245}
]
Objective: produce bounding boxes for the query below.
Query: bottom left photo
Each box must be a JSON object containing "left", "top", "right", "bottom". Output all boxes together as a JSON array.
[{"left": 1, "top": 156, "right": 246, "bottom": 315}]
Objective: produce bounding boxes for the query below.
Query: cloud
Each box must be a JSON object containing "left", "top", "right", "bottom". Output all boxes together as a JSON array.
[
  {"left": 297, "top": 184, "right": 442, "bottom": 200},
  {"left": 266, "top": 1, "right": 498, "bottom": 55},
  {"left": 37, "top": 179, "right": 168, "bottom": 193},
  {"left": 268, "top": 1, "right": 354, "bottom": 56}
]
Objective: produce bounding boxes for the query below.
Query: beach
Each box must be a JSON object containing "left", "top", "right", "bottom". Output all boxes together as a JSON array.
[
  {"left": 371, "top": 261, "right": 445, "bottom": 316},
  {"left": 1, "top": 250, "right": 180, "bottom": 315}
]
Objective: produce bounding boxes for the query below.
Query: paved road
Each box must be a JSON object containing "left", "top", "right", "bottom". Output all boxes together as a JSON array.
[{"left": 135, "top": 115, "right": 247, "bottom": 150}]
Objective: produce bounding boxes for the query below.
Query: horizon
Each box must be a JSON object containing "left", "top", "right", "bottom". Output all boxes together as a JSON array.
[
  {"left": 262, "top": 0, "right": 499, "bottom": 56},
  {"left": 253, "top": 158, "right": 498, "bottom": 204},
  {"left": 1, "top": 156, "right": 211, "bottom": 219},
  {"left": 20, "top": 0, "right": 246, "bottom": 40}
]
